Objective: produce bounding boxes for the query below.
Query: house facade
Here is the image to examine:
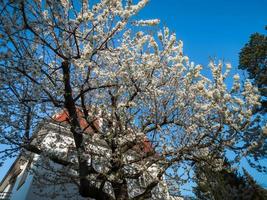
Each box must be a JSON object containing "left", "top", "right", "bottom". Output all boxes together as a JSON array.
[{"left": 0, "top": 117, "right": 183, "bottom": 200}]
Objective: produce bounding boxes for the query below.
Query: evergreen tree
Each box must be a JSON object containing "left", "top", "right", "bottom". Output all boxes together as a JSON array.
[
  {"left": 238, "top": 27, "right": 267, "bottom": 171},
  {"left": 242, "top": 168, "right": 267, "bottom": 200},
  {"left": 193, "top": 159, "right": 246, "bottom": 200},
  {"left": 239, "top": 29, "right": 267, "bottom": 113},
  {"left": 193, "top": 160, "right": 267, "bottom": 200}
]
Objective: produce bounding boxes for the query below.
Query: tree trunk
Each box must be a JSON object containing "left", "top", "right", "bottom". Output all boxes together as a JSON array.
[
  {"left": 112, "top": 179, "right": 129, "bottom": 200},
  {"left": 61, "top": 60, "right": 108, "bottom": 199}
]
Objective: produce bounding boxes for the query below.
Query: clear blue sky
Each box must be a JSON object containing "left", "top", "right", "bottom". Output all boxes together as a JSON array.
[
  {"left": 137, "top": 0, "right": 267, "bottom": 68},
  {"left": 0, "top": 0, "right": 266, "bottom": 196}
]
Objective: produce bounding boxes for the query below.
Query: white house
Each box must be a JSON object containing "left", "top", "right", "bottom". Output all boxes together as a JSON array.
[{"left": 0, "top": 114, "right": 183, "bottom": 200}]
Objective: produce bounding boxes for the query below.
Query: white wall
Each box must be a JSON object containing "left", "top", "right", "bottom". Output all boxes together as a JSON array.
[{"left": 12, "top": 123, "right": 172, "bottom": 199}]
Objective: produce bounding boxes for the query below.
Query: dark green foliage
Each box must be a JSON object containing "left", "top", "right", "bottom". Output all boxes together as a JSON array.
[
  {"left": 238, "top": 28, "right": 267, "bottom": 172},
  {"left": 242, "top": 168, "right": 267, "bottom": 200},
  {"left": 243, "top": 117, "right": 267, "bottom": 171},
  {"left": 239, "top": 30, "right": 267, "bottom": 112},
  {"left": 193, "top": 160, "right": 267, "bottom": 200},
  {"left": 193, "top": 160, "right": 246, "bottom": 200}
]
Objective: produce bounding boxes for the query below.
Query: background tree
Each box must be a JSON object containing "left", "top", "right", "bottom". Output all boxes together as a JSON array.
[
  {"left": 0, "top": 0, "right": 262, "bottom": 199},
  {"left": 238, "top": 28, "right": 267, "bottom": 171},
  {"left": 242, "top": 168, "right": 267, "bottom": 199},
  {"left": 193, "top": 156, "right": 267, "bottom": 200},
  {"left": 239, "top": 29, "right": 267, "bottom": 112}
]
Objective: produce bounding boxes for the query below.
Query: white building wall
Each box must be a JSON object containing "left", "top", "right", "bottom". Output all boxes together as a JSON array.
[
  {"left": 2, "top": 122, "right": 179, "bottom": 200},
  {"left": 25, "top": 154, "right": 89, "bottom": 200}
]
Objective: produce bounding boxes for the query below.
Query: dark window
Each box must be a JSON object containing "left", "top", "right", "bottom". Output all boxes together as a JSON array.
[{"left": 17, "top": 159, "right": 32, "bottom": 190}]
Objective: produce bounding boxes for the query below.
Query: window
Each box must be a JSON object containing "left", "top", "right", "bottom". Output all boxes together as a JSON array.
[
  {"left": 17, "top": 158, "right": 32, "bottom": 190},
  {"left": 0, "top": 178, "right": 16, "bottom": 199}
]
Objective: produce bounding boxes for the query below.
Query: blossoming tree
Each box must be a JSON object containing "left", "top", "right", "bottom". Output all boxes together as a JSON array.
[{"left": 0, "top": 0, "right": 262, "bottom": 199}]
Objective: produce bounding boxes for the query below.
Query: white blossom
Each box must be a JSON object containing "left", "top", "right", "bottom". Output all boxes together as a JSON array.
[
  {"left": 233, "top": 74, "right": 240, "bottom": 81},
  {"left": 133, "top": 19, "right": 160, "bottom": 26},
  {"left": 0, "top": 1, "right": 262, "bottom": 198}
]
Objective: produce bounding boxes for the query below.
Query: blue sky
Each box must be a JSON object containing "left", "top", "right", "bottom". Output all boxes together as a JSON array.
[
  {"left": 0, "top": 0, "right": 266, "bottom": 196},
  {"left": 137, "top": 0, "right": 267, "bottom": 68}
]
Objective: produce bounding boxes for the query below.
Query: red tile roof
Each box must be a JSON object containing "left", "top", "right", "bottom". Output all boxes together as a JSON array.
[
  {"left": 52, "top": 109, "right": 100, "bottom": 134},
  {"left": 52, "top": 109, "right": 153, "bottom": 153}
]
